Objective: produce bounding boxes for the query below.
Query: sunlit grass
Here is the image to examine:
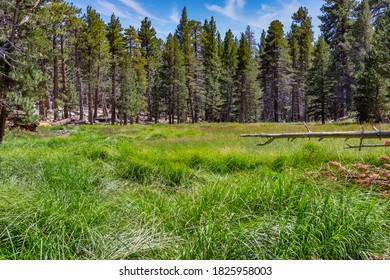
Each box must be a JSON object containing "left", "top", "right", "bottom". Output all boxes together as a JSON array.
[{"left": 0, "top": 123, "right": 389, "bottom": 259}]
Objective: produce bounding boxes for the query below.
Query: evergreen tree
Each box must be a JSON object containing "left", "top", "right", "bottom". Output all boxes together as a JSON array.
[
  {"left": 201, "top": 17, "right": 222, "bottom": 122},
  {"left": 307, "top": 36, "right": 333, "bottom": 124},
  {"left": 81, "top": 7, "right": 109, "bottom": 124},
  {"left": 236, "top": 30, "right": 260, "bottom": 123},
  {"left": 139, "top": 17, "right": 159, "bottom": 122},
  {"left": 356, "top": 5, "right": 390, "bottom": 122},
  {"left": 106, "top": 14, "right": 125, "bottom": 125},
  {"left": 0, "top": 0, "right": 43, "bottom": 143},
  {"left": 352, "top": 0, "right": 373, "bottom": 75},
  {"left": 352, "top": 0, "right": 374, "bottom": 120},
  {"left": 220, "top": 30, "right": 237, "bottom": 122},
  {"left": 289, "top": 6, "right": 313, "bottom": 121},
  {"left": 42, "top": 0, "right": 80, "bottom": 120},
  {"left": 176, "top": 7, "right": 198, "bottom": 123},
  {"left": 71, "top": 16, "right": 85, "bottom": 121},
  {"left": 160, "top": 34, "right": 187, "bottom": 124},
  {"left": 258, "top": 29, "right": 267, "bottom": 116},
  {"left": 261, "top": 20, "right": 291, "bottom": 122},
  {"left": 319, "top": 0, "right": 356, "bottom": 119},
  {"left": 189, "top": 19, "right": 205, "bottom": 123},
  {"left": 124, "top": 25, "right": 147, "bottom": 124}
]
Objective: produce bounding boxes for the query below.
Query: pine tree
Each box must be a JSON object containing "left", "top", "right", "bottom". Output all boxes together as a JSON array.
[
  {"left": 352, "top": 0, "right": 373, "bottom": 75},
  {"left": 258, "top": 29, "right": 267, "bottom": 116},
  {"left": 201, "top": 17, "right": 222, "bottom": 122},
  {"left": 319, "top": 0, "right": 356, "bottom": 119},
  {"left": 220, "top": 30, "right": 237, "bottom": 122},
  {"left": 188, "top": 19, "right": 205, "bottom": 123},
  {"left": 261, "top": 20, "right": 291, "bottom": 122},
  {"left": 236, "top": 33, "right": 251, "bottom": 123},
  {"left": 307, "top": 36, "right": 333, "bottom": 124},
  {"left": 0, "top": 0, "right": 42, "bottom": 143},
  {"left": 289, "top": 6, "right": 313, "bottom": 121},
  {"left": 124, "top": 25, "right": 147, "bottom": 124},
  {"left": 81, "top": 7, "right": 109, "bottom": 124},
  {"left": 356, "top": 5, "right": 390, "bottom": 122},
  {"left": 352, "top": 0, "right": 374, "bottom": 121},
  {"left": 71, "top": 16, "right": 85, "bottom": 121},
  {"left": 106, "top": 14, "right": 125, "bottom": 125},
  {"left": 139, "top": 17, "right": 159, "bottom": 122},
  {"left": 176, "top": 7, "right": 197, "bottom": 123},
  {"left": 118, "top": 53, "right": 132, "bottom": 125},
  {"left": 160, "top": 34, "right": 187, "bottom": 124},
  {"left": 235, "top": 29, "right": 260, "bottom": 123}
]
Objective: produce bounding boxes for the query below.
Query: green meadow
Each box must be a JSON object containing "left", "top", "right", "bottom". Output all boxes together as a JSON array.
[{"left": 0, "top": 123, "right": 389, "bottom": 260}]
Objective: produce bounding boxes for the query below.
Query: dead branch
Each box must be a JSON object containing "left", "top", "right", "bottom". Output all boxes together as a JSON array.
[
  {"left": 240, "top": 124, "right": 390, "bottom": 150},
  {"left": 52, "top": 118, "right": 72, "bottom": 126}
]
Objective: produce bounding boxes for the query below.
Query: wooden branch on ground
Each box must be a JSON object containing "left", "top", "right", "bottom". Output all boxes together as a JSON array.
[
  {"left": 45, "top": 118, "right": 87, "bottom": 126},
  {"left": 240, "top": 124, "right": 390, "bottom": 150},
  {"left": 52, "top": 118, "right": 72, "bottom": 126}
]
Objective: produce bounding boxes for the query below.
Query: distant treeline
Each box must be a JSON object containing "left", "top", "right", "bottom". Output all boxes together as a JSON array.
[{"left": 1, "top": 0, "right": 390, "bottom": 140}]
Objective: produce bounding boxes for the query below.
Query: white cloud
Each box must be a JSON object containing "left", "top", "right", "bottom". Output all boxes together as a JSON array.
[
  {"left": 261, "top": 4, "right": 270, "bottom": 11},
  {"left": 169, "top": 7, "right": 180, "bottom": 24},
  {"left": 96, "top": 0, "right": 133, "bottom": 19},
  {"left": 251, "top": 0, "right": 301, "bottom": 31},
  {"left": 206, "top": 0, "right": 246, "bottom": 20},
  {"left": 118, "top": 0, "right": 160, "bottom": 21},
  {"left": 118, "top": 0, "right": 180, "bottom": 24}
]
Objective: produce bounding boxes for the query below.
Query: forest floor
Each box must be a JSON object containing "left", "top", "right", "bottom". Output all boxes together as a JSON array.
[{"left": 0, "top": 123, "right": 389, "bottom": 259}]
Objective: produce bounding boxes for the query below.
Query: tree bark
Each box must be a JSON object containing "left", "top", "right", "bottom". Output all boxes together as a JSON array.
[
  {"left": 93, "top": 63, "right": 100, "bottom": 122},
  {"left": 111, "top": 60, "right": 117, "bottom": 125},
  {"left": 60, "top": 35, "right": 68, "bottom": 119},
  {"left": 87, "top": 48, "right": 93, "bottom": 124},
  {"left": 0, "top": 1, "right": 21, "bottom": 143},
  {"left": 53, "top": 35, "right": 59, "bottom": 121}
]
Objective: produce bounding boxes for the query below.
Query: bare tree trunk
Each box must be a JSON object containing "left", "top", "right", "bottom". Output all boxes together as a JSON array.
[
  {"left": 0, "top": 104, "right": 6, "bottom": 143},
  {"left": 53, "top": 35, "right": 59, "bottom": 120},
  {"left": 273, "top": 75, "right": 279, "bottom": 123},
  {"left": 119, "top": 85, "right": 124, "bottom": 125},
  {"left": 111, "top": 60, "right": 117, "bottom": 125},
  {"left": 76, "top": 67, "right": 83, "bottom": 121},
  {"left": 93, "top": 61, "right": 100, "bottom": 122},
  {"left": 87, "top": 48, "right": 93, "bottom": 124},
  {"left": 60, "top": 35, "right": 68, "bottom": 119}
]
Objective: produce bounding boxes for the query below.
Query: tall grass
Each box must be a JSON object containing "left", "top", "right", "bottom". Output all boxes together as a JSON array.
[{"left": 0, "top": 123, "right": 389, "bottom": 259}]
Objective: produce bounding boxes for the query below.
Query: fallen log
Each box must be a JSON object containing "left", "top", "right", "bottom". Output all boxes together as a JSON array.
[
  {"left": 240, "top": 124, "right": 390, "bottom": 150},
  {"left": 52, "top": 118, "right": 72, "bottom": 126}
]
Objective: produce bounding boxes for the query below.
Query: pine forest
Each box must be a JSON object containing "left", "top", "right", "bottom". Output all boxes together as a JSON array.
[{"left": 1, "top": 0, "right": 389, "bottom": 142}]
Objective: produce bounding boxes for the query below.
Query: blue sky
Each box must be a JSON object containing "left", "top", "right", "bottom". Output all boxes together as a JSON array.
[{"left": 70, "top": 0, "right": 323, "bottom": 40}]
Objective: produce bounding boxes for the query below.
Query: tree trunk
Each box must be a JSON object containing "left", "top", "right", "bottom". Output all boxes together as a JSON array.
[
  {"left": 273, "top": 74, "right": 279, "bottom": 123},
  {"left": 74, "top": 33, "right": 83, "bottom": 121},
  {"left": 0, "top": 104, "right": 6, "bottom": 143},
  {"left": 53, "top": 35, "right": 59, "bottom": 121},
  {"left": 87, "top": 49, "right": 93, "bottom": 124},
  {"left": 94, "top": 61, "right": 100, "bottom": 122},
  {"left": 60, "top": 35, "right": 68, "bottom": 119},
  {"left": 0, "top": 2, "right": 21, "bottom": 143},
  {"left": 111, "top": 61, "right": 117, "bottom": 125},
  {"left": 76, "top": 67, "right": 83, "bottom": 121},
  {"left": 119, "top": 82, "right": 124, "bottom": 125}
]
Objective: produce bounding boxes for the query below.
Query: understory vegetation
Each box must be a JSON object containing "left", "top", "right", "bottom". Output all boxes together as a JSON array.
[{"left": 0, "top": 123, "right": 389, "bottom": 260}]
